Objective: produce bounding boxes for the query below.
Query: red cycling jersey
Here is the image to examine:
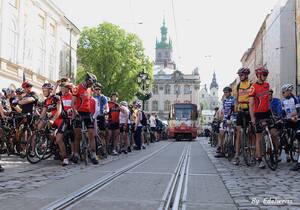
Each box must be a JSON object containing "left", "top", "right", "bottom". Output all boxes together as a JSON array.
[
  {"left": 61, "top": 92, "right": 72, "bottom": 118},
  {"left": 90, "top": 98, "right": 96, "bottom": 115},
  {"left": 108, "top": 101, "right": 120, "bottom": 124},
  {"left": 72, "top": 83, "right": 92, "bottom": 113},
  {"left": 44, "top": 95, "right": 63, "bottom": 127},
  {"left": 249, "top": 82, "right": 270, "bottom": 113}
]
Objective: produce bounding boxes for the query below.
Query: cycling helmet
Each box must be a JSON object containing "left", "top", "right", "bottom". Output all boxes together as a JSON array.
[
  {"left": 2, "top": 88, "right": 14, "bottom": 96},
  {"left": 120, "top": 101, "right": 128, "bottom": 106},
  {"left": 15, "top": 88, "right": 25, "bottom": 95},
  {"left": 60, "top": 82, "right": 73, "bottom": 89},
  {"left": 85, "top": 72, "right": 97, "bottom": 83},
  {"left": 237, "top": 67, "right": 250, "bottom": 75},
  {"left": 255, "top": 67, "right": 269, "bottom": 75},
  {"left": 281, "top": 84, "right": 294, "bottom": 93},
  {"left": 135, "top": 100, "right": 142, "bottom": 107},
  {"left": 110, "top": 92, "right": 119, "bottom": 97},
  {"left": 60, "top": 78, "right": 70, "bottom": 83},
  {"left": 223, "top": 86, "right": 232, "bottom": 92},
  {"left": 93, "top": 83, "right": 102, "bottom": 89},
  {"left": 269, "top": 89, "right": 274, "bottom": 94},
  {"left": 42, "top": 83, "right": 53, "bottom": 90},
  {"left": 21, "top": 81, "right": 33, "bottom": 88}
]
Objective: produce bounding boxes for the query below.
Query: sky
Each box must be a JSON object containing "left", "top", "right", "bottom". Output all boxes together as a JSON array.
[{"left": 52, "top": 0, "right": 279, "bottom": 90}]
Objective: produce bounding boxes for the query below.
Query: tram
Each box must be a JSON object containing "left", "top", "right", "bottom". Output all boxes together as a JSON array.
[{"left": 167, "top": 103, "right": 199, "bottom": 140}]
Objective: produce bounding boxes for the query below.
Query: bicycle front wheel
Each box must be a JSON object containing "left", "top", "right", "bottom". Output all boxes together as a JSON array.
[{"left": 262, "top": 131, "right": 278, "bottom": 171}]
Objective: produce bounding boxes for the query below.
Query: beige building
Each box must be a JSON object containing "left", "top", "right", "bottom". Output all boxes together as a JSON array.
[{"left": 0, "top": 0, "right": 80, "bottom": 94}]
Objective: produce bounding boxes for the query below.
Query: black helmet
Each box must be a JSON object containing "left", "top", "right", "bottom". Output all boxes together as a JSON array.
[
  {"left": 223, "top": 86, "right": 232, "bottom": 92},
  {"left": 237, "top": 67, "right": 250, "bottom": 75},
  {"left": 42, "top": 83, "right": 53, "bottom": 90},
  {"left": 85, "top": 72, "right": 97, "bottom": 83},
  {"left": 15, "top": 88, "right": 25, "bottom": 95}
]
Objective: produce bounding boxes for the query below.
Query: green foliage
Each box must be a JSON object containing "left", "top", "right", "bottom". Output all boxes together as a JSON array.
[{"left": 77, "top": 22, "right": 153, "bottom": 102}]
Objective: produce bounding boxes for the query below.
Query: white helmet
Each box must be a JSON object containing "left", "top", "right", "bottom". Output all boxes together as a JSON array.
[{"left": 281, "top": 84, "right": 294, "bottom": 93}]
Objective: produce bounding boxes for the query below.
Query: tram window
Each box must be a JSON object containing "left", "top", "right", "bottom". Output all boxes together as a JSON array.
[{"left": 175, "top": 108, "right": 192, "bottom": 120}]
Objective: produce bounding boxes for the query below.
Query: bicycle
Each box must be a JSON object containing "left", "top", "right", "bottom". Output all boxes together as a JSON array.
[
  {"left": 260, "top": 119, "right": 278, "bottom": 171},
  {"left": 240, "top": 111, "right": 256, "bottom": 166},
  {"left": 210, "top": 121, "right": 219, "bottom": 147},
  {"left": 224, "top": 119, "right": 236, "bottom": 161}
]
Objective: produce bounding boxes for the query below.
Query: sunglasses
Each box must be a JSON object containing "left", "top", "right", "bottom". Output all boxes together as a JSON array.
[
  {"left": 261, "top": 73, "right": 268, "bottom": 77},
  {"left": 224, "top": 91, "right": 229, "bottom": 94},
  {"left": 238, "top": 73, "right": 246, "bottom": 76},
  {"left": 94, "top": 88, "right": 101, "bottom": 91}
]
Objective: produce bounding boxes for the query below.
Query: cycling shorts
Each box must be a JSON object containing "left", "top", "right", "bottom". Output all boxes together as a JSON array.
[
  {"left": 120, "top": 124, "right": 129, "bottom": 133},
  {"left": 73, "top": 112, "right": 94, "bottom": 129},
  {"left": 255, "top": 111, "right": 272, "bottom": 133},
  {"left": 53, "top": 119, "right": 67, "bottom": 134},
  {"left": 97, "top": 115, "right": 106, "bottom": 131},
  {"left": 151, "top": 127, "right": 157, "bottom": 132},
  {"left": 236, "top": 110, "right": 251, "bottom": 127},
  {"left": 108, "top": 122, "right": 119, "bottom": 130}
]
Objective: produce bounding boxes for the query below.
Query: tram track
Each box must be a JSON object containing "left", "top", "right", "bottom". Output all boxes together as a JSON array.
[
  {"left": 40, "top": 142, "right": 173, "bottom": 210},
  {"left": 158, "top": 144, "right": 191, "bottom": 210}
]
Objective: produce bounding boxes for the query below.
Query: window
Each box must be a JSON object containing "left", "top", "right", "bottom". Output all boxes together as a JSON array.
[
  {"left": 144, "top": 101, "right": 149, "bottom": 111},
  {"left": 202, "top": 94, "right": 204, "bottom": 98},
  {"left": 38, "top": 39, "right": 46, "bottom": 75},
  {"left": 8, "top": 0, "right": 18, "bottom": 8},
  {"left": 164, "top": 100, "right": 170, "bottom": 111},
  {"left": 8, "top": 19, "right": 18, "bottom": 62},
  {"left": 164, "top": 85, "right": 170, "bottom": 94},
  {"left": 49, "top": 46, "right": 55, "bottom": 79},
  {"left": 50, "top": 23, "right": 56, "bottom": 36},
  {"left": 152, "top": 101, "right": 158, "bottom": 111},
  {"left": 174, "top": 85, "right": 181, "bottom": 95},
  {"left": 38, "top": 14, "right": 45, "bottom": 29},
  {"left": 184, "top": 85, "right": 191, "bottom": 94},
  {"left": 153, "top": 85, "right": 158, "bottom": 95}
]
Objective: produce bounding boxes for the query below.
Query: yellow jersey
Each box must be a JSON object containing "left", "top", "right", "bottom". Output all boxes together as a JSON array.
[{"left": 237, "top": 80, "right": 251, "bottom": 110}]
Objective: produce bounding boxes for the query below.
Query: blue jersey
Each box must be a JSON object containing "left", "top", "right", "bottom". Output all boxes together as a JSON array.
[
  {"left": 281, "top": 95, "right": 300, "bottom": 119},
  {"left": 94, "top": 95, "right": 108, "bottom": 114},
  {"left": 270, "top": 98, "right": 282, "bottom": 119},
  {"left": 223, "top": 96, "right": 236, "bottom": 120}
]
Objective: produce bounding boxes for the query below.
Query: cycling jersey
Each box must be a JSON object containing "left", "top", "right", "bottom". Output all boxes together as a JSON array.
[
  {"left": 119, "top": 105, "right": 130, "bottom": 124},
  {"left": 20, "top": 91, "right": 38, "bottom": 114},
  {"left": 270, "top": 98, "right": 282, "bottom": 119},
  {"left": 72, "top": 83, "right": 92, "bottom": 113},
  {"left": 281, "top": 95, "right": 300, "bottom": 119},
  {"left": 94, "top": 95, "right": 108, "bottom": 115},
  {"left": 44, "top": 95, "right": 62, "bottom": 127},
  {"left": 237, "top": 80, "right": 251, "bottom": 110},
  {"left": 222, "top": 96, "right": 236, "bottom": 120},
  {"left": 249, "top": 82, "right": 270, "bottom": 113},
  {"left": 61, "top": 92, "right": 72, "bottom": 118},
  {"left": 108, "top": 101, "right": 120, "bottom": 124}
]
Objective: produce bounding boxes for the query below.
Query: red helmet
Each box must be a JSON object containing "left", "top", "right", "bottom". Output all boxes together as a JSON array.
[
  {"left": 255, "top": 67, "right": 269, "bottom": 75},
  {"left": 21, "top": 81, "right": 33, "bottom": 88},
  {"left": 237, "top": 67, "right": 250, "bottom": 75}
]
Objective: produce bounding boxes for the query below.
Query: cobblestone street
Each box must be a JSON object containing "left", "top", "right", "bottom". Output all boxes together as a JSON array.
[{"left": 200, "top": 137, "right": 300, "bottom": 210}]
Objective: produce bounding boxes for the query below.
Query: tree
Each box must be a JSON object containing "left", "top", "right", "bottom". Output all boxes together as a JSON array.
[{"left": 77, "top": 22, "right": 153, "bottom": 101}]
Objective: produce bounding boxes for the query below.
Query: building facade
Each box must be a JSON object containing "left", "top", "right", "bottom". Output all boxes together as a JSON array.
[
  {"left": 296, "top": 0, "right": 300, "bottom": 94},
  {"left": 0, "top": 0, "right": 80, "bottom": 93},
  {"left": 146, "top": 20, "right": 200, "bottom": 120},
  {"left": 199, "top": 72, "right": 219, "bottom": 110}
]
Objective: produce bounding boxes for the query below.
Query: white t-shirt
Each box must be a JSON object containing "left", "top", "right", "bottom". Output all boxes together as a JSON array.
[
  {"left": 119, "top": 106, "right": 130, "bottom": 124},
  {"left": 150, "top": 115, "right": 156, "bottom": 128}
]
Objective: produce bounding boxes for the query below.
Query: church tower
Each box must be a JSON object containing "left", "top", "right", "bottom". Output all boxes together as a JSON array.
[
  {"left": 210, "top": 72, "right": 219, "bottom": 109},
  {"left": 155, "top": 18, "right": 175, "bottom": 69}
]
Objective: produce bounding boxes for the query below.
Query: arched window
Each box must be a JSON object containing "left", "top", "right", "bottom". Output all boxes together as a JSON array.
[
  {"left": 153, "top": 85, "right": 158, "bottom": 95},
  {"left": 184, "top": 85, "right": 191, "bottom": 94},
  {"left": 8, "top": 18, "right": 18, "bottom": 62},
  {"left": 152, "top": 101, "right": 158, "bottom": 111},
  {"left": 38, "top": 39, "right": 46, "bottom": 75},
  {"left": 144, "top": 101, "right": 149, "bottom": 111},
  {"left": 164, "top": 85, "right": 170, "bottom": 94},
  {"left": 164, "top": 100, "right": 170, "bottom": 111}
]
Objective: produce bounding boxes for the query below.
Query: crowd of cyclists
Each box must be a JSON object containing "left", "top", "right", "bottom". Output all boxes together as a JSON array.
[
  {"left": 0, "top": 72, "right": 166, "bottom": 172},
  {"left": 210, "top": 67, "right": 300, "bottom": 171}
]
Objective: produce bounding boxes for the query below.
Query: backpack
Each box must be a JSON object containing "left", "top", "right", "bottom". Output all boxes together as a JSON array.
[{"left": 140, "top": 111, "right": 147, "bottom": 126}]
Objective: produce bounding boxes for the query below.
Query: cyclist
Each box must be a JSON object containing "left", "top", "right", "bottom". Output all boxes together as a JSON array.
[
  {"left": 93, "top": 83, "right": 109, "bottom": 129},
  {"left": 18, "top": 81, "right": 38, "bottom": 115},
  {"left": 215, "top": 87, "right": 236, "bottom": 158},
  {"left": 107, "top": 92, "right": 121, "bottom": 155},
  {"left": 149, "top": 112, "right": 157, "bottom": 142},
  {"left": 119, "top": 101, "right": 130, "bottom": 154},
  {"left": 72, "top": 72, "right": 99, "bottom": 164},
  {"left": 233, "top": 67, "right": 252, "bottom": 165},
  {"left": 134, "top": 101, "right": 143, "bottom": 150},
  {"left": 249, "top": 67, "right": 278, "bottom": 169},
  {"left": 281, "top": 84, "right": 300, "bottom": 171},
  {"left": 38, "top": 83, "right": 69, "bottom": 166}
]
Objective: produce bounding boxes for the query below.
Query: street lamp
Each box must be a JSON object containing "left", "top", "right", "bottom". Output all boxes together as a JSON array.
[{"left": 137, "top": 70, "right": 151, "bottom": 109}]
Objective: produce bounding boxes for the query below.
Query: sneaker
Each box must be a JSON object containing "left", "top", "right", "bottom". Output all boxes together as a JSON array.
[
  {"left": 71, "top": 155, "right": 79, "bottom": 164},
  {"left": 290, "top": 163, "right": 300, "bottom": 171},
  {"left": 286, "top": 156, "right": 291, "bottom": 163},
  {"left": 0, "top": 165, "right": 4, "bottom": 172},
  {"left": 127, "top": 147, "right": 132, "bottom": 153},
  {"left": 142, "top": 145, "right": 146, "bottom": 150},
  {"left": 112, "top": 150, "right": 118, "bottom": 156},
  {"left": 62, "top": 158, "right": 69, "bottom": 166},
  {"left": 123, "top": 150, "right": 128, "bottom": 154},
  {"left": 215, "top": 153, "right": 225, "bottom": 158},
  {"left": 232, "top": 156, "right": 240, "bottom": 165},
  {"left": 216, "top": 147, "right": 221, "bottom": 154},
  {"left": 258, "top": 160, "right": 266, "bottom": 169},
  {"left": 91, "top": 157, "right": 99, "bottom": 165}
]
